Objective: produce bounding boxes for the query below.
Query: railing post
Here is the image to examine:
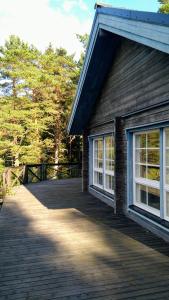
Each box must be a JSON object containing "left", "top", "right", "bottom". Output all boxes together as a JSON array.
[
  {"left": 7, "top": 168, "right": 11, "bottom": 189},
  {"left": 42, "top": 164, "right": 47, "bottom": 181},
  {"left": 23, "top": 165, "right": 29, "bottom": 184},
  {"left": 2, "top": 171, "right": 7, "bottom": 195},
  {"left": 40, "top": 164, "right": 47, "bottom": 181}
]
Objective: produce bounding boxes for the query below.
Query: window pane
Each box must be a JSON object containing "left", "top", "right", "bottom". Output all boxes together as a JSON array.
[
  {"left": 105, "top": 135, "right": 114, "bottom": 170},
  {"left": 147, "top": 166, "right": 160, "bottom": 181},
  {"left": 166, "top": 168, "right": 169, "bottom": 185},
  {"left": 136, "top": 184, "right": 147, "bottom": 204},
  {"left": 105, "top": 175, "right": 114, "bottom": 191},
  {"left": 106, "top": 159, "right": 114, "bottom": 171},
  {"left": 135, "top": 134, "right": 146, "bottom": 148},
  {"left": 105, "top": 136, "right": 114, "bottom": 159},
  {"left": 148, "top": 187, "right": 160, "bottom": 210},
  {"left": 94, "top": 138, "right": 103, "bottom": 170},
  {"left": 165, "top": 129, "right": 169, "bottom": 148},
  {"left": 147, "top": 149, "right": 160, "bottom": 165},
  {"left": 166, "top": 149, "right": 169, "bottom": 167},
  {"left": 134, "top": 130, "right": 161, "bottom": 215},
  {"left": 135, "top": 149, "right": 146, "bottom": 164},
  {"left": 94, "top": 171, "right": 103, "bottom": 186},
  {"left": 136, "top": 164, "right": 146, "bottom": 178},
  {"left": 166, "top": 192, "right": 169, "bottom": 217},
  {"left": 98, "top": 159, "right": 103, "bottom": 169},
  {"left": 147, "top": 131, "right": 160, "bottom": 148}
]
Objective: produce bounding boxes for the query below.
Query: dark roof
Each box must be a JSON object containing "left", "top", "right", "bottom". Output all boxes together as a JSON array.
[
  {"left": 68, "top": 5, "right": 169, "bottom": 135},
  {"left": 95, "top": 4, "right": 169, "bottom": 27}
]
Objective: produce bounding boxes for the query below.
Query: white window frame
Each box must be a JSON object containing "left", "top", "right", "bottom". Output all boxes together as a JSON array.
[
  {"left": 163, "top": 128, "right": 169, "bottom": 222},
  {"left": 133, "top": 130, "right": 160, "bottom": 217},
  {"left": 93, "top": 134, "right": 114, "bottom": 195},
  {"left": 93, "top": 137, "right": 103, "bottom": 189},
  {"left": 129, "top": 126, "right": 169, "bottom": 222}
]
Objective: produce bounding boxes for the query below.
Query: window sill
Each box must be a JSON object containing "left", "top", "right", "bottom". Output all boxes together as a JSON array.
[
  {"left": 89, "top": 185, "right": 115, "bottom": 209},
  {"left": 91, "top": 185, "right": 114, "bottom": 199},
  {"left": 129, "top": 205, "right": 169, "bottom": 229}
]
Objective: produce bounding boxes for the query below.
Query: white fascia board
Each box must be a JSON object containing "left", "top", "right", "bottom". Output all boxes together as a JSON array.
[
  {"left": 68, "top": 12, "right": 169, "bottom": 134},
  {"left": 99, "top": 14, "right": 169, "bottom": 54}
]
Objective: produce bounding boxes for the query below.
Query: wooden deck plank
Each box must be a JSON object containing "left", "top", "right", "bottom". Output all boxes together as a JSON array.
[{"left": 0, "top": 178, "right": 169, "bottom": 300}]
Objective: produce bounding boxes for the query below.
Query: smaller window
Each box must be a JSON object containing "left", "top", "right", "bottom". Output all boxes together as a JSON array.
[
  {"left": 134, "top": 130, "right": 160, "bottom": 216},
  {"left": 104, "top": 136, "right": 114, "bottom": 193},
  {"left": 164, "top": 128, "right": 169, "bottom": 221},
  {"left": 93, "top": 138, "right": 103, "bottom": 188},
  {"left": 93, "top": 135, "right": 114, "bottom": 194}
]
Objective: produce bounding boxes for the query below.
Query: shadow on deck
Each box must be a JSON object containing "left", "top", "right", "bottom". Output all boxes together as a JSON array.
[{"left": 0, "top": 178, "right": 169, "bottom": 300}]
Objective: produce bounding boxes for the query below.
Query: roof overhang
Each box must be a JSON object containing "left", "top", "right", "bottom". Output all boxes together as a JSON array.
[{"left": 68, "top": 5, "right": 169, "bottom": 135}]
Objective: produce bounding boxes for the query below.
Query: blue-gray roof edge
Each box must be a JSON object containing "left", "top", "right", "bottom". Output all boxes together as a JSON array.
[{"left": 68, "top": 6, "right": 169, "bottom": 135}]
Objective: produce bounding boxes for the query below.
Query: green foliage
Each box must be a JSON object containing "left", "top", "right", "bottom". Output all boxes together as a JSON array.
[
  {"left": 158, "top": 0, "right": 169, "bottom": 4},
  {"left": 158, "top": 0, "right": 169, "bottom": 13},
  {"left": 76, "top": 33, "right": 89, "bottom": 68},
  {"left": 0, "top": 35, "right": 81, "bottom": 173}
]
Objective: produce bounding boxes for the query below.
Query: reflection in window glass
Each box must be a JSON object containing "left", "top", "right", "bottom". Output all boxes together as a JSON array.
[
  {"left": 136, "top": 164, "right": 146, "bottom": 178},
  {"left": 147, "top": 131, "right": 160, "bottom": 148},
  {"left": 166, "top": 149, "right": 169, "bottom": 166},
  {"left": 105, "top": 136, "right": 114, "bottom": 193},
  {"left": 136, "top": 184, "right": 147, "bottom": 205},
  {"left": 166, "top": 193, "right": 169, "bottom": 217},
  {"left": 105, "top": 175, "right": 114, "bottom": 191},
  {"left": 148, "top": 187, "right": 160, "bottom": 210},
  {"left": 147, "top": 166, "right": 160, "bottom": 181},
  {"left": 136, "top": 134, "right": 146, "bottom": 148},
  {"left": 94, "top": 172, "right": 103, "bottom": 186},
  {"left": 166, "top": 168, "right": 169, "bottom": 185},
  {"left": 135, "top": 130, "right": 160, "bottom": 182},
  {"left": 166, "top": 129, "right": 169, "bottom": 147},
  {"left": 93, "top": 135, "right": 114, "bottom": 194},
  {"left": 134, "top": 130, "right": 160, "bottom": 214},
  {"left": 93, "top": 138, "right": 103, "bottom": 187},
  {"left": 135, "top": 149, "right": 146, "bottom": 164},
  {"left": 147, "top": 149, "right": 160, "bottom": 165},
  {"left": 165, "top": 129, "right": 169, "bottom": 219}
]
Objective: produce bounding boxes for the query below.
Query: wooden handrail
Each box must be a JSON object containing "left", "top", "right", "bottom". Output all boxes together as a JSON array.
[{"left": 1, "top": 162, "right": 82, "bottom": 195}]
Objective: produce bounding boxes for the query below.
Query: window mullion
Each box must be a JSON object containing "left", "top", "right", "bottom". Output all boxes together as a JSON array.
[
  {"left": 103, "top": 137, "right": 106, "bottom": 190},
  {"left": 146, "top": 133, "right": 148, "bottom": 205},
  {"left": 160, "top": 128, "right": 164, "bottom": 219}
]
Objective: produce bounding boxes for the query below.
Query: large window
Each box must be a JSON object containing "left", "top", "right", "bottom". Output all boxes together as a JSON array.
[
  {"left": 164, "top": 128, "right": 169, "bottom": 221},
  {"left": 132, "top": 127, "right": 169, "bottom": 221},
  {"left": 93, "top": 135, "right": 114, "bottom": 194},
  {"left": 134, "top": 130, "right": 160, "bottom": 216}
]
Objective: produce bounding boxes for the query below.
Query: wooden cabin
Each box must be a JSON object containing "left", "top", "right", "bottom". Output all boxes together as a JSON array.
[{"left": 68, "top": 4, "right": 169, "bottom": 241}]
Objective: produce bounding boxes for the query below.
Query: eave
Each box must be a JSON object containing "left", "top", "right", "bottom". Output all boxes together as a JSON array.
[{"left": 68, "top": 6, "right": 169, "bottom": 135}]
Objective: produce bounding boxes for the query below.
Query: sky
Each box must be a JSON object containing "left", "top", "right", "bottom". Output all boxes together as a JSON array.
[{"left": 0, "top": 0, "right": 160, "bottom": 59}]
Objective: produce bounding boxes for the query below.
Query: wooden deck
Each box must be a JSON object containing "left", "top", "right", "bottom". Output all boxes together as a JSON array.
[{"left": 1, "top": 179, "right": 169, "bottom": 300}]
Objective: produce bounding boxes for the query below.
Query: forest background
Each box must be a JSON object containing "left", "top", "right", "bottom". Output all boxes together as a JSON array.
[
  {"left": 0, "top": 34, "right": 88, "bottom": 177},
  {"left": 0, "top": 0, "right": 168, "bottom": 177}
]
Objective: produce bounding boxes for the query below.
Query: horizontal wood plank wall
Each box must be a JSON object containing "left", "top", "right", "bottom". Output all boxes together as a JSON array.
[
  {"left": 88, "top": 38, "right": 169, "bottom": 130},
  {"left": 122, "top": 105, "right": 169, "bottom": 222},
  {"left": 89, "top": 122, "right": 114, "bottom": 136},
  {"left": 87, "top": 37, "right": 169, "bottom": 216}
]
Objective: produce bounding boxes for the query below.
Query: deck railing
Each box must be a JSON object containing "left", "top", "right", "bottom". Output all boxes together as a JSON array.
[{"left": 2, "top": 162, "right": 82, "bottom": 196}]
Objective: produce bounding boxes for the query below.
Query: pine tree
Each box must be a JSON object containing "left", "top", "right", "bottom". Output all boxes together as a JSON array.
[
  {"left": 0, "top": 35, "right": 80, "bottom": 173},
  {"left": 158, "top": 0, "right": 169, "bottom": 13}
]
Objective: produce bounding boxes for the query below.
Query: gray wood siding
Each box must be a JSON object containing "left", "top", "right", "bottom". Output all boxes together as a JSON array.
[
  {"left": 88, "top": 38, "right": 169, "bottom": 130},
  {"left": 89, "top": 122, "right": 114, "bottom": 136},
  {"left": 120, "top": 104, "right": 169, "bottom": 214},
  {"left": 87, "top": 36, "right": 169, "bottom": 231}
]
